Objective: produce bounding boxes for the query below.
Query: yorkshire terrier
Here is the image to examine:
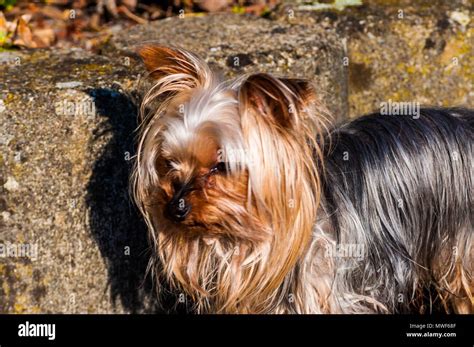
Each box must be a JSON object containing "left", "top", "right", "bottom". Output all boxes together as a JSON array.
[{"left": 132, "top": 44, "right": 473, "bottom": 314}]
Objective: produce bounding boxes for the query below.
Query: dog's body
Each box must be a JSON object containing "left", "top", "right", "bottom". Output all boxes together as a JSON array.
[
  {"left": 302, "top": 108, "right": 473, "bottom": 313},
  {"left": 132, "top": 45, "right": 473, "bottom": 313}
]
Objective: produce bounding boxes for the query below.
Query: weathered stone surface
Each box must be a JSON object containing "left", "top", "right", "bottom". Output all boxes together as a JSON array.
[
  {"left": 0, "top": 14, "right": 345, "bottom": 313},
  {"left": 274, "top": 0, "right": 473, "bottom": 117},
  {"left": 0, "top": 48, "right": 153, "bottom": 313}
]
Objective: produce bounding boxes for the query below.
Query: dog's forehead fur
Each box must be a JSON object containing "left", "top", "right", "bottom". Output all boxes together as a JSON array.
[
  {"left": 161, "top": 86, "right": 243, "bottom": 167},
  {"left": 162, "top": 123, "right": 220, "bottom": 167}
]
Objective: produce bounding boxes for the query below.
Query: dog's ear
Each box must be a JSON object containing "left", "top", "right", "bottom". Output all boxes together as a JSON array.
[
  {"left": 237, "top": 73, "right": 325, "bottom": 298},
  {"left": 238, "top": 73, "right": 319, "bottom": 130},
  {"left": 137, "top": 44, "right": 211, "bottom": 87}
]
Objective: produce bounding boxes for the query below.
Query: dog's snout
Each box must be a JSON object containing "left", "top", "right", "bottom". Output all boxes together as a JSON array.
[
  {"left": 165, "top": 199, "right": 191, "bottom": 222},
  {"left": 165, "top": 181, "right": 192, "bottom": 222}
]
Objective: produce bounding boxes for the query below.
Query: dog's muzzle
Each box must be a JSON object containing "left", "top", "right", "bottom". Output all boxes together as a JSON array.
[{"left": 165, "top": 181, "right": 192, "bottom": 222}]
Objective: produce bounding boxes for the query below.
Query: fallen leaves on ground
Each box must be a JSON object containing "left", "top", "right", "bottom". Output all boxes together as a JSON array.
[{"left": 0, "top": 0, "right": 278, "bottom": 51}]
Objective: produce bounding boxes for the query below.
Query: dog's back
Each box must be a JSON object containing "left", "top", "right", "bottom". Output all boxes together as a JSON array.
[{"left": 321, "top": 107, "right": 473, "bottom": 313}]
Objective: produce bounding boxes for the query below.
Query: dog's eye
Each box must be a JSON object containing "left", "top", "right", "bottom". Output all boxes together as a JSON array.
[
  {"left": 164, "top": 159, "right": 174, "bottom": 170},
  {"left": 210, "top": 162, "right": 227, "bottom": 175}
]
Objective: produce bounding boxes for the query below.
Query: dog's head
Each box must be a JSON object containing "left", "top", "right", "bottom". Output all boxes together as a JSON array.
[{"left": 133, "top": 44, "right": 328, "bottom": 312}]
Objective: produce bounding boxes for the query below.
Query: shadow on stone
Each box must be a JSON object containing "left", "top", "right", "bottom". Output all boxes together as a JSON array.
[{"left": 85, "top": 87, "right": 158, "bottom": 313}]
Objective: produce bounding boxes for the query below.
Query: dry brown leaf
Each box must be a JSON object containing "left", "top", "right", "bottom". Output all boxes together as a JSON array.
[
  {"left": 13, "top": 16, "right": 36, "bottom": 48},
  {"left": 89, "top": 13, "right": 101, "bottom": 31},
  {"left": 72, "top": 0, "right": 88, "bottom": 8},
  {"left": 108, "top": 0, "right": 119, "bottom": 17},
  {"left": 150, "top": 10, "right": 164, "bottom": 20},
  {"left": 244, "top": 4, "right": 268, "bottom": 15},
  {"left": 21, "top": 14, "right": 33, "bottom": 24},
  {"left": 196, "top": 0, "right": 232, "bottom": 12},
  {"left": 117, "top": 5, "right": 147, "bottom": 24},
  {"left": 55, "top": 24, "right": 68, "bottom": 41},
  {"left": 41, "top": 5, "right": 67, "bottom": 21},
  {"left": 7, "top": 18, "right": 17, "bottom": 35},
  {"left": 33, "top": 27, "right": 56, "bottom": 47},
  {"left": 122, "top": 0, "right": 137, "bottom": 10}
]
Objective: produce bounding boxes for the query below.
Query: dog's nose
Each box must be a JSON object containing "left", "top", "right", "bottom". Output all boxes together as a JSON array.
[{"left": 165, "top": 200, "right": 191, "bottom": 222}]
